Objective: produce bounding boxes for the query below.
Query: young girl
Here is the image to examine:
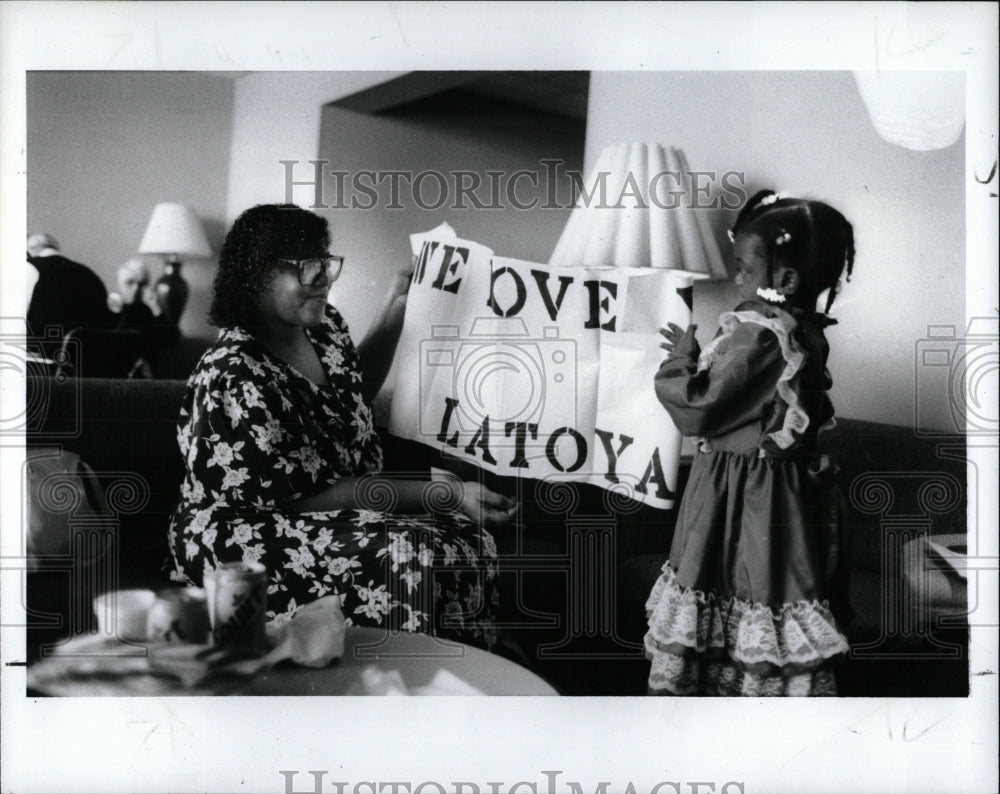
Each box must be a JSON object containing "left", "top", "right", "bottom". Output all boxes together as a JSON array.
[{"left": 645, "top": 190, "right": 855, "bottom": 696}]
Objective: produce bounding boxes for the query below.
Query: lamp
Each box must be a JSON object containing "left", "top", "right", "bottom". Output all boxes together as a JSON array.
[
  {"left": 138, "top": 203, "right": 212, "bottom": 325},
  {"left": 549, "top": 142, "right": 729, "bottom": 278},
  {"left": 546, "top": 143, "right": 728, "bottom": 507},
  {"left": 851, "top": 7, "right": 966, "bottom": 151},
  {"left": 853, "top": 71, "right": 964, "bottom": 152}
]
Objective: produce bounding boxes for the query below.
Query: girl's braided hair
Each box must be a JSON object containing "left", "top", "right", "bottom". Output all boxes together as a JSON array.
[{"left": 730, "top": 190, "right": 855, "bottom": 313}]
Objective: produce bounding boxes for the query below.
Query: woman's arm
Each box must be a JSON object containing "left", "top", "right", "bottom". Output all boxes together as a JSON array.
[
  {"left": 289, "top": 475, "right": 433, "bottom": 514},
  {"left": 357, "top": 269, "right": 411, "bottom": 402},
  {"left": 288, "top": 473, "right": 518, "bottom": 529}
]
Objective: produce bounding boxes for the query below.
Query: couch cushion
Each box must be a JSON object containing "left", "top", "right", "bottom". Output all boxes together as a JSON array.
[
  {"left": 27, "top": 376, "right": 188, "bottom": 576},
  {"left": 820, "top": 418, "right": 966, "bottom": 572}
]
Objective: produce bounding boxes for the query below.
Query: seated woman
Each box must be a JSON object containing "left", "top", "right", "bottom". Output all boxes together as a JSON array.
[{"left": 167, "top": 204, "right": 517, "bottom": 649}]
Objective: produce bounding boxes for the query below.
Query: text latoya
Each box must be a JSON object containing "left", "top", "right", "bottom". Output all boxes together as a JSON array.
[{"left": 435, "top": 396, "right": 674, "bottom": 500}]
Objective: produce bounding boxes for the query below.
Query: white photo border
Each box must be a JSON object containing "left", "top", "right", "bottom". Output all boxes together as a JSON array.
[{"left": 1, "top": 2, "right": 997, "bottom": 793}]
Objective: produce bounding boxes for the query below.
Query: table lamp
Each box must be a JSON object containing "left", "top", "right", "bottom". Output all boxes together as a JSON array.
[
  {"left": 549, "top": 142, "right": 728, "bottom": 280},
  {"left": 548, "top": 142, "right": 729, "bottom": 485},
  {"left": 851, "top": 5, "right": 966, "bottom": 152},
  {"left": 138, "top": 203, "right": 212, "bottom": 325}
]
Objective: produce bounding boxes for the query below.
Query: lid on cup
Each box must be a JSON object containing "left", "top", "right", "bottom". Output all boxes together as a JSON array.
[{"left": 154, "top": 586, "right": 207, "bottom": 602}]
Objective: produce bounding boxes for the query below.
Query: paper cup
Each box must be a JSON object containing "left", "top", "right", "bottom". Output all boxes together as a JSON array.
[{"left": 93, "top": 589, "right": 156, "bottom": 641}]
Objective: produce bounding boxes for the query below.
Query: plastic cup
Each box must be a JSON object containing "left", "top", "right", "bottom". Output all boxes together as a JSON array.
[{"left": 93, "top": 589, "right": 156, "bottom": 641}]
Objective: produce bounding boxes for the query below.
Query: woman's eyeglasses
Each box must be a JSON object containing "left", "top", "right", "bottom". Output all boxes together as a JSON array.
[{"left": 277, "top": 255, "right": 344, "bottom": 286}]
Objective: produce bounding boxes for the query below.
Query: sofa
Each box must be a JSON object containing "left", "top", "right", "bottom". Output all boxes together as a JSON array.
[{"left": 23, "top": 375, "right": 969, "bottom": 696}]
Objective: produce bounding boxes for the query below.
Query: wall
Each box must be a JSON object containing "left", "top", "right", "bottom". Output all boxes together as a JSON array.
[
  {"left": 26, "top": 69, "right": 581, "bottom": 348},
  {"left": 315, "top": 95, "right": 585, "bottom": 338},
  {"left": 584, "top": 71, "right": 965, "bottom": 429},
  {"left": 225, "top": 71, "right": 405, "bottom": 223},
  {"left": 26, "top": 71, "right": 234, "bottom": 341},
  {"left": 27, "top": 70, "right": 962, "bottom": 427}
]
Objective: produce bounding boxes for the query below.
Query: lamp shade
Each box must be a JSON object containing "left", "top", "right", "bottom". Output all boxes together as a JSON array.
[
  {"left": 851, "top": 6, "right": 967, "bottom": 152},
  {"left": 548, "top": 142, "right": 728, "bottom": 278},
  {"left": 138, "top": 203, "right": 211, "bottom": 258},
  {"left": 853, "top": 71, "right": 964, "bottom": 152}
]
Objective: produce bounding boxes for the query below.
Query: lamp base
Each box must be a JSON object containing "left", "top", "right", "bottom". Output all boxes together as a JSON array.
[{"left": 155, "top": 258, "right": 188, "bottom": 326}]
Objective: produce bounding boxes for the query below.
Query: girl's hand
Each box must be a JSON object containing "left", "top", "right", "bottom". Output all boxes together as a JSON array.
[
  {"left": 659, "top": 323, "right": 699, "bottom": 361},
  {"left": 459, "top": 481, "right": 518, "bottom": 529}
]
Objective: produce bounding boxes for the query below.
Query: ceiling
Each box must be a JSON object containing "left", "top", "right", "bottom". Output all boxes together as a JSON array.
[
  {"left": 201, "top": 71, "right": 590, "bottom": 121},
  {"left": 462, "top": 72, "right": 589, "bottom": 120},
  {"left": 331, "top": 71, "right": 590, "bottom": 121}
]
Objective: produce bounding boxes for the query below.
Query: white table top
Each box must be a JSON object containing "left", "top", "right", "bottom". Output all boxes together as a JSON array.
[{"left": 242, "top": 628, "right": 556, "bottom": 695}]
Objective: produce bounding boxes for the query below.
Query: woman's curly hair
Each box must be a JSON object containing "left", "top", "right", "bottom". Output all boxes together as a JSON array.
[{"left": 209, "top": 204, "right": 330, "bottom": 328}]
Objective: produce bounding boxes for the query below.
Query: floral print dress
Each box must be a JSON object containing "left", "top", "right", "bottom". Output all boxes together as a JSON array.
[{"left": 167, "top": 305, "right": 498, "bottom": 649}]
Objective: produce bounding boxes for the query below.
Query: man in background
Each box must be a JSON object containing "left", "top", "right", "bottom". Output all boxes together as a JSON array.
[
  {"left": 107, "top": 257, "right": 179, "bottom": 376},
  {"left": 26, "top": 232, "right": 109, "bottom": 342}
]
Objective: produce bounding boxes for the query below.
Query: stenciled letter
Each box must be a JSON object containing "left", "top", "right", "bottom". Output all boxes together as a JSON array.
[
  {"left": 487, "top": 266, "right": 528, "bottom": 318},
  {"left": 594, "top": 430, "right": 635, "bottom": 484},
  {"left": 583, "top": 280, "right": 618, "bottom": 332},
  {"left": 635, "top": 447, "right": 674, "bottom": 500},
  {"left": 530, "top": 269, "right": 575, "bottom": 321},
  {"left": 437, "top": 397, "right": 460, "bottom": 447}
]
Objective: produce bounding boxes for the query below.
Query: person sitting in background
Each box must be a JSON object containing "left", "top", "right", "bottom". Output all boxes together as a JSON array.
[
  {"left": 107, "top": 257, "right": 180, "bottom": 377},
  {"left": 26, "top": 233, "right": 110, "bottom": 350}
]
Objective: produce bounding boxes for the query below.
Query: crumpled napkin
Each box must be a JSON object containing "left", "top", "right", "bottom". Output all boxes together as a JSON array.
[
  {"left": 236, "top": 594, "right": 347, "bottom": 672},
  {"left": 268, "top": 595, "right": 347, "bottom": 665}
]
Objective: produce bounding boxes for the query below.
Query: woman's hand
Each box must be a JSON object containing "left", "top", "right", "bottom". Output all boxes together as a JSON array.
[
  {"left": 358, "top": 268, "right": 413, "bottom": 400},
  {"left": 458, "top": 481, "right": 518, "bottom": 530},
  {"left": 378, "top": 268, "right": 413, "bottom": 336},
  {"left": 659, "top": 322, "right": 699, "bottom": 362}
]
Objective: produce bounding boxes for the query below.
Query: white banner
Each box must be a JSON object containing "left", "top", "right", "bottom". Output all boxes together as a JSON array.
[{"left": 388, "top": 226, "right": 692, "bottom": 510}]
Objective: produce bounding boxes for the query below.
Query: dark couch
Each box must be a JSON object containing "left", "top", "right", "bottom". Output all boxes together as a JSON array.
[
  {"left": 24, "top": 376, "right": 186, "bottom": 660},
  {"left": 24, "top": 376, "right": 969, "bottom": 696},
  {"left": 615, "top": 421, "right": 970, "bottom": 696}
]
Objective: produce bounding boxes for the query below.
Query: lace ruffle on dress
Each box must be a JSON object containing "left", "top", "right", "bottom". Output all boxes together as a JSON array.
[{"left": 646, "top": 302, "right": 849, "bottom": 695}]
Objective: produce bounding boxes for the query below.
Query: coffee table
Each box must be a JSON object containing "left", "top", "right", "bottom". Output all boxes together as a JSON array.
[
  {"left": 26, "top": 627, "right": 558, "bottom": 696},
  {"left": 242, "top": 627, "right": 557, "bottom": 695}
]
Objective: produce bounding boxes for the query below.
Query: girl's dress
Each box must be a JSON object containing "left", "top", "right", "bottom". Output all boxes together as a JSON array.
[
  {"left": 645, "top": 300, "right": 851, "bottom": 695},
  {"left": 167, "top": 304, "right": 498, "bottom": 650}
]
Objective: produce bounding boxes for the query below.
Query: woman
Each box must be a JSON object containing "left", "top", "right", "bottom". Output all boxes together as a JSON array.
[{"left": 167, "top": 204, "right": 516, "bottom": 649}]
